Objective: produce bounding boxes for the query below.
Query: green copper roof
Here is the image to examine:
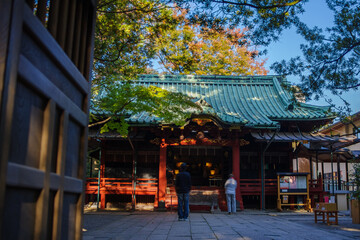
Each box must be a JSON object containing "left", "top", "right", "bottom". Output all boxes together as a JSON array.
[{"left": 128, "top": 75, "right": 333, "bottom": 128}]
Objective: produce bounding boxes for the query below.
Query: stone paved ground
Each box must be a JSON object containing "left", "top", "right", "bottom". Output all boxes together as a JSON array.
[{"left": 82, "top": 210, "right": 360, "bottom": 240}]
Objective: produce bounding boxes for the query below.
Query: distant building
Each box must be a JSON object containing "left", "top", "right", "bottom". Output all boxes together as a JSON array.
[
  {"left": 318, "top": 111, "right": 360, "bottom": 186},
  {"left": 320, "top": 111, "right": 360, "bottom": 153}
]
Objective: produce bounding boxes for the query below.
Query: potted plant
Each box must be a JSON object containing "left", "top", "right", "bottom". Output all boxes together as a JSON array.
[{"left": 350, "top": 162, "right": 360, "bottom": 224}]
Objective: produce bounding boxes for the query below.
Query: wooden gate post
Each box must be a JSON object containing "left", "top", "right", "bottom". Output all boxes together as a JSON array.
[
  {"left": 0, "top": 1, "right": 96, "bottom": 239},
  {"left": 232, "top": 138, "right": 244, "bottom": 210}
]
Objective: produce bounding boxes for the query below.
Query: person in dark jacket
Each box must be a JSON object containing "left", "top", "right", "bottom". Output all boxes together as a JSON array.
[{"left": 175, "top": 163, "right": 191, "bottom": 221}]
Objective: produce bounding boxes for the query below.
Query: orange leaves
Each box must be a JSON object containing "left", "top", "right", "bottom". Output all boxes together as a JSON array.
[{"left": 155, "top": 9, "right": 268, "bottom": 75}]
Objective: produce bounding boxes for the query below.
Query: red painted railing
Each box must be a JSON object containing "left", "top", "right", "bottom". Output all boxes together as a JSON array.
[
  {"left": 239, "top": 179, "right": 278, "bottom": 195},
  {"left": 86, "top": 178, "right": 324, "bottom": 198},
  {"left": 86, "top": 178, "right": 158, "bottom": 195},
  {"left": 309, "top": 179, "right": 323, "bottom": 193}
]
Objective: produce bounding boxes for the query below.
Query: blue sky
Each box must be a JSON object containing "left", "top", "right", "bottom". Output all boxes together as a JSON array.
[{"left": 264, "top": 0, "right": 360, "bottom": 114}]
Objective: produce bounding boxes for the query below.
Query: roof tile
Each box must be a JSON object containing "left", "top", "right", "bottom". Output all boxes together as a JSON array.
[{"left": 127, "top": 75, "right": 333, "bottom": 128}]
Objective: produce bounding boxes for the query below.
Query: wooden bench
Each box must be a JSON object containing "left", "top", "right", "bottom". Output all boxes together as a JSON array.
[{"left": 314, "top": 203, "right": 338, "bottom": 225}]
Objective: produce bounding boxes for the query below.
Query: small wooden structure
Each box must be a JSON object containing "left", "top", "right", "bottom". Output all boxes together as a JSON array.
[
  {"left": 277, "top": 173, "right": 311, "bottom": 211},
  {"left": 0, "top": 0, "right": 96, "bottom": 239},
  {"left": 314, "top": 203, "right": 338, "bottom": 225}
]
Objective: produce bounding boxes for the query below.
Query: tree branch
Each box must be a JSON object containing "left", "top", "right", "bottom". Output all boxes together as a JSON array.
[
  {"left": 211, "top": 0, "right": 304, "bottom": 10},
  {"left": 97, "top": 2, "right": 169, "bottom": 14},
  {"left": 334, "top": 82, "right": 360, "bottom": 90},
  {"left": 88, "top": 116, "right": 112, "bottom": 127}
]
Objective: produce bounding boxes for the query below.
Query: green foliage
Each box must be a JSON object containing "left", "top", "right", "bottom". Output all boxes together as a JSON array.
[
  {"left": 100, "top": 117, "right": 129, "bottom": 137},
  {"left": 93, "top": 82, "right": 201, "bottom": 135},
  {"left": 164, "top": 0, "right": 307, "bottom": 45},
  {"left": 95, "top": 0, "right": 360, "bottom": 117},
  {"left": 271, "top": 1, "right": 360, "bottom": 104},
  {"left": 155, "top": 11, "right": 268, "bottom": 75},
  {"left": 94, "top": 0, "right": 177, "bottom": 87},
  {"left": 92, "top": 0, "right": 269, "bottom": 135},
  {"left": 94, "top": 1, "right": 269, "bottom": 82},
  {"left": 161, "top": 0, "right": 359, "bottom": 114},
  {"left": 350, "top": 162, "right": 360, "bottom": 200}
]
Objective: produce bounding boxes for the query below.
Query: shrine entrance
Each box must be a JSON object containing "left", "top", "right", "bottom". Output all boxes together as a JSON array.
[{"left": 167, "top": 146, "right": 232, "bottom": 187}]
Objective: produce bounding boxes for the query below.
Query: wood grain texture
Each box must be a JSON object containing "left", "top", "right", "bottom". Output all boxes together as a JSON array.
[
  {"left": 23, "top": 5, "right": 89, "bottom": 94},
  {"left": 47, "top": 0, "right": 60, "bottom": 39},
  {"left": 0, "top": 0, "right": 12, "bottom": 99},
  {"left": 52, "top": 111, "right": 68, "bottom": 240},
  {"left": 34, "top": 100, "right": 56, "bottom": 239},
  {"left": 56, "top": 0, "right": 69, "bottom": 49},
  {"left": 0, "top": 0, "right": 24, "bottom": 235},
  {"left": 18, "top": 56, "right": 87, "bottom": 125},
  {"left": 1, "top": 1, "right": 96, "bottom": 238},
  {"left": 71, "top": 0, "right": 83, "bottom": 68},
  {"left": 65, "top": 0, "right": 76, "bottom": 56}
]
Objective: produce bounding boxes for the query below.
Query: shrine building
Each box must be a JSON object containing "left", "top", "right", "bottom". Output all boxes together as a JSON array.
[{"left": 86, "top": 75, "right": 337, "bottom": 211}]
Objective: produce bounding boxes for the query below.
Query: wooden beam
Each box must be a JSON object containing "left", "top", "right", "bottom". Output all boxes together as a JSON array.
[
  {"left": 100, "top": 144, "right": 106, "bottom": 209},
  {"left": 23, "top": 6, "right": 89, "bottom": 94},
  {"left": 65, "top": 0, "right": 77, "bottom": 57},
  {"left": 0, "top": 0, "right": 24, "bottom": 235},
  {"left": 36, "top": 0, "right": 48, "bottom": 24},
  {"left": 315, "top": 152, "right": 319, "bottom": 179},
  {"left": 337, "top": 154, "right": 341, "bottom": 191},
  {"left": 52, "top": 111, "right": 69, "bottom": 240},
  {"left": 346, "top": 159, "right": 349, "bottom": 189},
  {"left": 56, "top": 0, "right": 69, "bottom": 49},
  {"left": 78, "top": 0, "right": 89, "bottom": 75},
  {"left": 158, "top": 142, "right": 167, "bottom": 204},
  {"left": 0, "top": 0, "right": 12, "bottom": 98},
  {"left": 47, "top": 0, "right": 60, "bottom": 39},
  {"left": 18, "top": 56, "right": 87, "bottom": 125},
  {"left": 310, "top": 156, "right": 313, "bottom": 181},
  {"left": 71, "top": 0, "right": 83, "bottom": 67},
  {"left": 83, "top": 0, "right": 97, "bottom": 80},
  {"left": 35, "top": 100, "right": 56, "bottom": 239},
  {"left": 232, "top": 138, "right": 243, "bottom": 210},
  {"left": 321, "top": 156, "right": 324, "bottom": 181}
]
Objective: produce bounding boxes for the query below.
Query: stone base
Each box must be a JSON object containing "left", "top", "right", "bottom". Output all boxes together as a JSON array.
[{"left": 157, "top": 201, "right": 167, "bottom": 212}]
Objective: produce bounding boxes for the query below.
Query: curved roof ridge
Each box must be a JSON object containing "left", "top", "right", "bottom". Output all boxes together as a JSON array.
[
  {"left": 271, "top": 76, "right": 292, "bottom": 107},
  {"left": 138, "top": 74, "right": 281, "bottom": 84}
]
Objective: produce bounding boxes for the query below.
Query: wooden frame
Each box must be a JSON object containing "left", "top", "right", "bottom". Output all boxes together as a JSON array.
[
  {"left": 314, "top": 209, "right": 338, "bottom": 225},
  {"left": 277, "top": 173, "right": 311, "bottom": 211},
  {"left": 0, "top": 0, "right": 96, "bottom": 239}
]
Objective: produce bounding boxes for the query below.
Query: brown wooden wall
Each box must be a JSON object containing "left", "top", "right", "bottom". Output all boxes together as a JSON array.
[{"left": 0, "top": 0, "right": 96, "bottom": 239}]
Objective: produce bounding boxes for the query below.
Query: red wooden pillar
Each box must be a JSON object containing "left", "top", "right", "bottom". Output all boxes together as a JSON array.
[
  {"left": 100, "top": 146, "right": 106, "bottom": 209},
  {"left": 158, "top": 139, "right": 167, "bottom": 208},
  {"left": 232, "top": 138, "right": 244, "bottom": 210}
]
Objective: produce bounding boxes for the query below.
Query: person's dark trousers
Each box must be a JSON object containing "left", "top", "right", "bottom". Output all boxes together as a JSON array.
[{"left": 177, "top": 193, "right": 190, "bottom": 220}]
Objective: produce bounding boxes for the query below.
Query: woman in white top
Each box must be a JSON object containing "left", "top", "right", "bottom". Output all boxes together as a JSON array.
[{"left": 225, "top": 174, "right": 237, "bottom": 214}]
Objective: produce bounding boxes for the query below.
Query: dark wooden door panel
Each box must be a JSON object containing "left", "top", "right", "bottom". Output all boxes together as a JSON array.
[{"left": 0, "top": 1, "right": 96, "bottom": 239}]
